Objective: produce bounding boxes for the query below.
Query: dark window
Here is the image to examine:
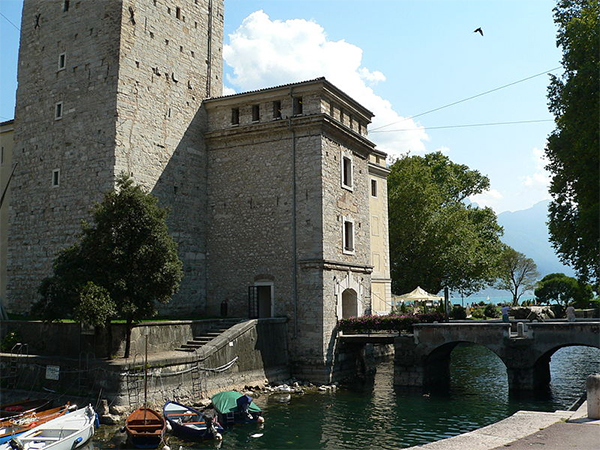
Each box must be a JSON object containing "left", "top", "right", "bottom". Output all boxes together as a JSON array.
[
  {"left": 344, "top": 220, "right": 354, "bottom": 252},
  {"left": 342, "top": 156, "right": 352, "bottom": 188},
  {"left": 371, "top": 179, "right": 377, "bottom": 197},
  {"left": 231, "top": 107, "right": 240, "bottom": 125},
  {"left": 58, "top": 53, "right": 66, "bottom": 70},
  {"left": 55, "top": 102, "right": 63, "bottom": 120},
  {"left": 52, "top": 169, "right": 60, "bottom": 187},
  {"left": 293, "top": 96, "right": 303, "bottom": 115},
  {"left": 273, "top": 100, "right": 282, "bottom": 119},
  {"left": 63, "top": 1, "right": 70, "bottom": 12},
  {"left": 176, "top": 7, "right": 181, "bottom": 19},
  {"left": 252, "top": 104, "right": 260, "bottom": 122}
]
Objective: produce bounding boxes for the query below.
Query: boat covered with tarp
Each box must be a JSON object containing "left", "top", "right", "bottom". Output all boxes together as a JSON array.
[{"left": 210, "top": 391, "right": 263, "bottom": 425}]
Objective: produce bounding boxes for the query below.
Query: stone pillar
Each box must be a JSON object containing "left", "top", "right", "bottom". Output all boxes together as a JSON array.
[
  {"left": 394, "top": 336, "right": 424, "bottom": 387},
  {"left": 587, "top": 373, "right": 600, "bottom": 419}
]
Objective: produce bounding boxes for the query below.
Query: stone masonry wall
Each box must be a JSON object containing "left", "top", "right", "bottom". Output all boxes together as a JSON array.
[
  {"left": 8, "top": 0, "right": 123, "bottom": 311},
  {"left": 114, "top": 0, "right": 224, "bottom": 314}
]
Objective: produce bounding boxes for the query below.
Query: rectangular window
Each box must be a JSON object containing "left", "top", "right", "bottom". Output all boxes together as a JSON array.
[
  {"left": 231, "top": 107, "right": 240, "bottom": 125},
  {"left": 293, "top": 96, "right": 303, "bottom": 115},
  {"left": 55, "top": 102, "right": 63, "bottom": 120},
  {"left": 58, "top": 53, "right": 66, "bottom": 70},
  {"left": 1, "top": 146, "right": 4, "bottom": 165},
  {"left": 371, "top": 179, "right": 377, "bottom": 197},
  {"left": 252, "top": 104, "right": 260, "bottom": 122},
  {"left": 273, "top": 100, "right": 282, "bottom": 119},
  {"left": 52, "top": 169, "right": 60, "bottom": 187},
  {"left": 342, "top": 155, "right": 353, "bottom": 189},
  {"left": 343, "top": 219, "right": 355, "bottom": 254},
  {"left": 176, "top": 7, "right": 181, "bottom": 19},
  {"left": 63, "top": 0, "right": 70, "bottom": 12}
]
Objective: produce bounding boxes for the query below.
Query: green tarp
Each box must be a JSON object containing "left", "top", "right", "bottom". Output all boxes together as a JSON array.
[{"left": 211, "top": 391, "right": 261, "bottom": 414}]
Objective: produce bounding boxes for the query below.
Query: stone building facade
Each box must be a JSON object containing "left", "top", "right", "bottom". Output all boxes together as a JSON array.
[{"left": 4, "top": 0, "right": 391, "bottom": 381}]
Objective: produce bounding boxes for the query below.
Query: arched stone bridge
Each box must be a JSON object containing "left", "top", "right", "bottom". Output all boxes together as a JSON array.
[
  {"left": 337, "top": 321, "right": 600, "bottom": 390},
  {"left": 393, "top": 321, "right": 600, "bottom": 390}
]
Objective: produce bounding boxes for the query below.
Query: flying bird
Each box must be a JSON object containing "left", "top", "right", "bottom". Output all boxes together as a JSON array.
[{"left": 473, "top": 27, "right": 484, "bottom": 36}]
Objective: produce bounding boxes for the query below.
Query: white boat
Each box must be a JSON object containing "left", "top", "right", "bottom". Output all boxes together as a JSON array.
[{"left": 1, "top": 405, "right": 96, "bottom": 450}]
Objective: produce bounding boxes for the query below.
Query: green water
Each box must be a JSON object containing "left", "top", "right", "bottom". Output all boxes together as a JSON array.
[{"left": 91, "top": 344, "right": 600, "bottom": 450}]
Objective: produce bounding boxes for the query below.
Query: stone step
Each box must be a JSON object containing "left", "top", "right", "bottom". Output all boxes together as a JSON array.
[{"left": 174, "top": 319, "right": 243, "bottom": 352}]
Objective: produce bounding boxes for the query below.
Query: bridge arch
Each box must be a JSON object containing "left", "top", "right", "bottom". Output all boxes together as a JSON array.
[{"left": 394, "top": 321, "right": 600, "bottom": 391}]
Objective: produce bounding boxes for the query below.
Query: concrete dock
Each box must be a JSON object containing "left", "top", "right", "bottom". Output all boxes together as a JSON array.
[{"left": 406, "top": 401, "right": 600, "bottom": 450}]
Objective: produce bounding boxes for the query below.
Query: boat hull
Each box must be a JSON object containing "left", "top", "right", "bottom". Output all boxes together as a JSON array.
[
  {"left": 163, "top": 401, "right": 223, "bottom": 441},
  {"left": 211, "top": 391, "right": 263, "bottom": 425},
  {"left": 0, "top": 406, "right": 96, "bottom": 450},
  {"left": 0, "top": 405, "right": 72, "bottom": 445},
  {"left": 125, "top": 408, "right": 165, "bottom": 449}
]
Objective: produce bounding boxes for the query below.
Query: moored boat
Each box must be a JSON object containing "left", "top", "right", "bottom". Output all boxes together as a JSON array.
[
  {"left": 0, "top": 400, "right": 53, "bottom": 419},
  {"left": 163, "top": 401, "right": 223, "bottom": 441},
  {"left": 0, "top": 405, "right": 73, "bottom": 445},
  {"left": 1, "top": 405, "right": 96, "bottom": 450},
  {"left": 211, "top": 391, "right": 263, "bottom": 425},
  {"left": 125, "top": 407, "right": 165, "bottom": 449}
]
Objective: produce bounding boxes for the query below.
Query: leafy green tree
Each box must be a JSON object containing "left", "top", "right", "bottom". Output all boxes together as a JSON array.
[
  {"left": 388, "top": 152, "right": 504, "bottom": 296},
  {"left": 495, "top": 247, "right": 540, "bottom": 306},
  {"left": 34, "top": 174, "right": 183, "bottom": 358},
  {"left": 534, "top": 272, "right": 594, "bottom": 308},
  {"left": 546, "top": 0, "right": 599, "bottom": 284}
]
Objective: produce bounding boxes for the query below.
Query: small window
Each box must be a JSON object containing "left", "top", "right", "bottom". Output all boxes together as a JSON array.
[
  {"left": 293, "top": 96, "right": 303, "bottom": 115},
  {"left": 231, "top": 107, "right": 240, "bottom": 125},
  {"left": 55, "top": 102, "right": 63, "bottom": 120},
  {"left": 58, "top": 53, "right": 66, "bottom": 70},
  {"left": 1, "top": 146, "right": 4, "bottom": 165},
  {"left": 63, "top": 0, "right": 70, "bottom": 12},
  {"left": 343, "top": 219, "right": 355, "bottom": 254},
  {"left": 52, "top": 169, "right": 60, "bottom": 187},
  {"left": 273, "top": 100, "right": 282, "bottom": 119},
  {"left": 176, "top": 7, "right": 181, "bottom": 19},
  {"left": 252, "top": 104, "right": 260, "bottom": 122},
  {"left": 341, "top": 155, "right": 353, "bottom": 189},
  {"left": 371, "top": 179, "right": 377, "bottom": 197}
]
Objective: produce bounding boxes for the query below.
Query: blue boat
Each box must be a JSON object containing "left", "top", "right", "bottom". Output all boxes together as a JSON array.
[{"left": 163, "top": 401, "right": 223, "bottom": 441}]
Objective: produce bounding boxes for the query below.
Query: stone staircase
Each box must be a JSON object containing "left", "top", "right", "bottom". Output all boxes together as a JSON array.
[{"left": 175, "top": 319, "right": 242, "bottom": 352}]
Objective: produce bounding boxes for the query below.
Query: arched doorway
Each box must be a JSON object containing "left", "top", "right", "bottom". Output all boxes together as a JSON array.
[{"left": 341, "top": 289, "right": 358, "bottom": 319}]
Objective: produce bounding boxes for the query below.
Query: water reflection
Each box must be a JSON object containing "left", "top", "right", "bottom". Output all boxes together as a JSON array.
[{"left": 88, "top": 345, "right": 599, "bottom": 450}]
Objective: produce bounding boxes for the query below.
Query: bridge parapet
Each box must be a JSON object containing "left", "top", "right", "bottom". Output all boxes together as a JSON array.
[{"left": 394, "top": 321, "right": 600, "bottom": 391}]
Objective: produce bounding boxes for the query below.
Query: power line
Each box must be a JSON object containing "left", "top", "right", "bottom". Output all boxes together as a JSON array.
[
  {"left": 370, "top": 66, "right": 562, "bottom": 132},
  {"left": 372, "top": 118, "right": 553, "bottom": 133},
  {"left": 0, "top": 12, "right": 20, "bottom": 32}
]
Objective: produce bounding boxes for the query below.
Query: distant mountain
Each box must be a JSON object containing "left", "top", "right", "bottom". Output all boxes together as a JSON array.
[{"left": 497, "top": 200, "right": 575, "bottom": 278}]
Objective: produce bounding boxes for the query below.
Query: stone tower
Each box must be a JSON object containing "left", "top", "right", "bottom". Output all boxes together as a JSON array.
[{"left": 8, "top": 0, "right": 223, "bottom": 313}]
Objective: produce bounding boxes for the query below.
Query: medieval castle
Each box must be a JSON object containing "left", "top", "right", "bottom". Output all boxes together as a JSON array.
[{"left": 0, "top": 0, "right": 391, "bottom": 381}]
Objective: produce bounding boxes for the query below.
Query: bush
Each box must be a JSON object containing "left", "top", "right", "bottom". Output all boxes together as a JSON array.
[
  {"left": 471, "top": 307, "right": 485, "bottom": 319},
  {"left": 484, "top": 303, "right": 499, "bottom": 318},
  {"left": 338, "top": 312, "right": 445, "bottom": 334},
  {"left": 450, "top": 305, "right": 467, "bottom": 320}
]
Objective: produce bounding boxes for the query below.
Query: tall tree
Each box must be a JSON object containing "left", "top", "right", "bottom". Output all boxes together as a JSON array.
[
  {"left": 34, "top": 174, "right": 183, "bottom": 358},
  {"left": 388, "top": 152, "right": 505, "bottom": 296},
  {"left": 534, "top": 272, "right": 594, "bottom": 308},
  {"left": 546, "top": 0, "right": 599, "bottom": 284},
  {"left": 495, "top": 247, "right": 540, "bottom": 306}
]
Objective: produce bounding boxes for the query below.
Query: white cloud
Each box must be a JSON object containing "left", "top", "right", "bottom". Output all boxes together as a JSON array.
[
  {"left": 223, "top": 10, "right": 428, "bottom": 158},
  {"left": 522, "top": 147, "right": 550, "bottom": 189},
  {"left": 469, "top": 189, "right": 504, "bottom": 210}
]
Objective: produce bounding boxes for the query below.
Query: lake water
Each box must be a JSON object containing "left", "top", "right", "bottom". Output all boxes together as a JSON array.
[{"left": 90, "top": 344, "right": 600, "bottom": 450}]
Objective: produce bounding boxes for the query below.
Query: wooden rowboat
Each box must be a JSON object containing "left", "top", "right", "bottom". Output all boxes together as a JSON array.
[
  {"left": 0, "top": 400, "right": 53, "bottom": 419},
  {"left": 0, "top": 405, "right": 96, "bottom": 450},
  {"left": 163, "top": 401, "right": 223, "bottom": 441},
  {"left": 125, "top": 407, "right": 165, "bottom": 449},
  {"left": 0, "top": 405, "right": 72, "bottom": 445}
]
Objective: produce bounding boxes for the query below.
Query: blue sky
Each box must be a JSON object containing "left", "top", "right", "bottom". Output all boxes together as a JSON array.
[{"left": 0, "top": 0, "right": 563, "bottom": 214}]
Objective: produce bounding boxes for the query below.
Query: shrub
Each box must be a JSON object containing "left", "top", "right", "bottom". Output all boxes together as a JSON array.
[
  {"left": 338, "top": 312, "right": 445, "bottom": 334},
  {"left": 471, "top": 307, "right": 485, "bottom": 319},
  {"left": 484, "top": 303, "right": 499, "bottom": 318},
  {"left": 450, "top": 305, "right": 467, "bottom": 320}
]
